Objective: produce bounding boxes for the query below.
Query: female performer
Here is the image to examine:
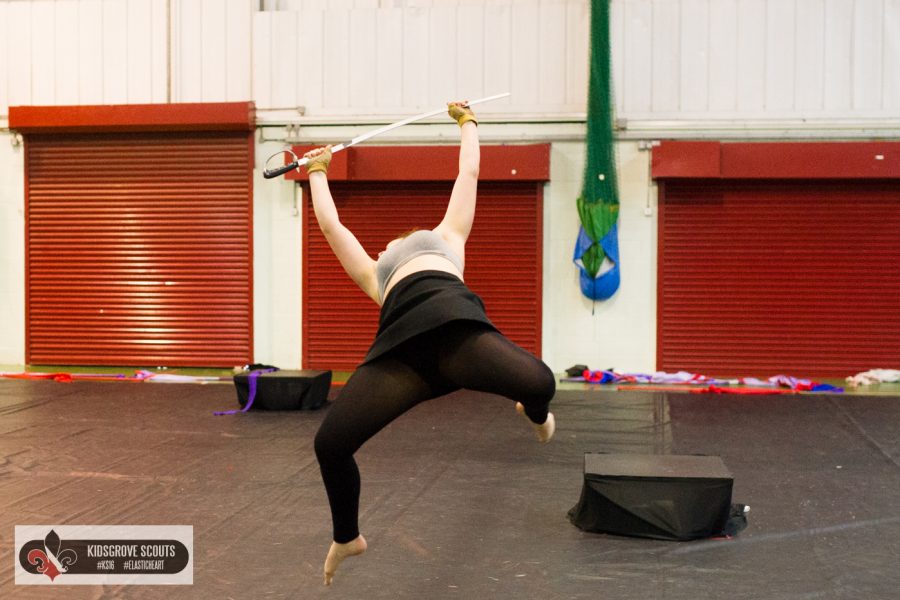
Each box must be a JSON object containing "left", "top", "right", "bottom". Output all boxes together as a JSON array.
[{"left": 304, "top": 101, "right": 556, "bottom": 586}]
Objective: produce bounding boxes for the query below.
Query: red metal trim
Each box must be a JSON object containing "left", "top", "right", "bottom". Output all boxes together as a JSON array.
[
  {"left": 653, "top": 140, "right": 900, "bottom": 180},
  {"left": 286, "top": 144, "right": 551, "bottom": 182},
  {"left": 288, "top": 148, "right": 351, "bottom": 181},
  {"left": 9, "top": 102, "right": 256, "bottom": 133},
  {"left": 721, "top": 142, "right": 900, "bottom": 179},
  {"left": 651, "top": 141, "right": 721, "bottom": 179}
]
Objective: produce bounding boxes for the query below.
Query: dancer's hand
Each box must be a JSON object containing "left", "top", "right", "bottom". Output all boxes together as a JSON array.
[
  {"left": 304, "top": 145, "right": 332, "bottom": 175},
  {"left": 448, "top": 101, "right": 477, "bottom": 127}
]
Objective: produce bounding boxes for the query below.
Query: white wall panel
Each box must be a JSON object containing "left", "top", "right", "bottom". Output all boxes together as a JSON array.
[
  {"left": 30, "top": 0, "right": 55, "bottom": 104},
  {"left": 623, "top": 0, "right": 652, "bottom": 113},
  {"left": 349, "top": 9, "right": 377, "bottom": 108},
  {"left": 54, "top": 2, "right": 80, "bottom": 105},
  {"left": 651, "top": 0, "right": 679, "bottom": 113},
  {"left": 252, "top": 13, "right": 273, "bottom": 109},
  {"left": 735, "top": 0, "right": 766, "bottom": 112},
  {"left": 823, "top": 0, "right": 853, "bottom": 111},
  {"left": 375, "top": 9, "right": 403, "bottom": 106},
  {"left": 297, "top": 8, "right": 324, "bottom": 113},
  {"left": 566, "top": 0, "right": 590, "bottom": 107},
  {"left": 0, "top": 2, "right": 7, "bottom": 110},
  {"left": 456, "top": 4, "right": 484, "bottom": 100},
  {"left": 7, "top": 1, "right": 33, "bottom": 107},
  {"left": 77, "top": 0, "right": 104, "bottom": 105},
  {"left": 613, "top": 0, "right": 899, "bottom": 122},
  {"left": 428, "top": 7, "right": 457, "bottom": 106},
  {"left": 201, "top": 0, "right": 228, "bottom": 102},
  {"left": 538, "top": 2, "right": 568, "bottom": 106},
  {"left": 483, "top": 3, "right": 512, "bottom": 107},
  {"left": 101, "top": 0, "right": 129, "bottom": 103},
  {"left": 272, "top": 11, "right": 300, "bottom": 108},
  {"left": 151, "top": 0, "right": 168, "bottom": 103},
  {"left": 323, "top": 9, "right": 351, "bottom": 108},
  {"left": 247, "top": 1, "right": 588, "bottom": 115},
  {"left": 127, "top": 0, "right": 155, "bottom": 103},
  {"left": 886, "top": 0, "right": 900, "bottom": 109},
  {"left": 510, "top": 3, "right": 540, "bottom": 108},
  {"left": 401, "top": 7, "right": 429, "bottom": 108},
  {"left": 2, "top": 0, "right": 899, "bottom": 123},
  {"left": 766, "top": 0, "right": 796, "bottom": 112},
  {"left": 795, "top": 0, "right": 825, "bottom": 111},
  {"left": 175, "top": 0, "right": 203, "bottom": 101},
  {"left": 225, "top": 0, "right": 253, "bottom": 102},
  {"left": 853, "top": 0, "right": 884, "bottom": 111},
  {"left": 680, "top": 0, "right": 709, "bottom": 113},
  {"left": 708, "top": 0, "right": 737, "bottom": 111}
]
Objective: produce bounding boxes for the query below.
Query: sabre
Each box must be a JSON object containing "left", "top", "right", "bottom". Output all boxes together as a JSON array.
[{"left": 262, "top": 92, "right": 510, "bottom": 179}]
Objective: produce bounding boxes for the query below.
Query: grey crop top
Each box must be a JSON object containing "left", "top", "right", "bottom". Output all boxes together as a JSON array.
[{"left": 375, "top": 230, "right": 464, "bottom": 300}]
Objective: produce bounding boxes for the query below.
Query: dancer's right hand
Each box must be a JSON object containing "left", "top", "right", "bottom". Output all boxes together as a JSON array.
[{"left": 305, "top": 145, "right": 332, "bottom": 175}]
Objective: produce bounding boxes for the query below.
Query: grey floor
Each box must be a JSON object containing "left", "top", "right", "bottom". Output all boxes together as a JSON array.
[{"left": 1, "top": 379, "right": 898, "bottom": 599}]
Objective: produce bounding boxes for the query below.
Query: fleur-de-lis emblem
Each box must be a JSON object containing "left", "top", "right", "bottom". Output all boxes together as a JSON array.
[{"left": 27, "top": 530, "right": 78, "bottom": 581}]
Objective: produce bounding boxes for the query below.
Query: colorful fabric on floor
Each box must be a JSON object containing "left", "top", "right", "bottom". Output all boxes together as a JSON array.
[
  {"left": 571, "top": 369, "right": 843, "bottom": 393},
  {"left": 0, "top": 371, "right": 229, "bottom": 384}
]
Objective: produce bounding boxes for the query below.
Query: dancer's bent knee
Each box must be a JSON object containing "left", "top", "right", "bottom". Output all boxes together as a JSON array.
[
  {"left": 314, "top": 425, "right": 350, "bottom": 466},
  {"left": 520, "top": 363, "right": 556, "bottom": 425}
]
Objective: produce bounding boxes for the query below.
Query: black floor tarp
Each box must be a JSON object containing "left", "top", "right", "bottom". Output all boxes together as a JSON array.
[{"left": 1, "top": 380, "right": 898, "bottom": 599}]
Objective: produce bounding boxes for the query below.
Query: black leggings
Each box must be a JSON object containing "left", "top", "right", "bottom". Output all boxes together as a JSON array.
[{"left": 314, "top": 321, "right": 556, "bottom": 543}]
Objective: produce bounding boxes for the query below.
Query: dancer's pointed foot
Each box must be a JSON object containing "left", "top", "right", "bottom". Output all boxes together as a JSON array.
[
  {"left": 323, "top": 535, "right": 367, "bottom": 586},
  {"left": 516, "top": 402, "right": 555, "bottom": 443}
]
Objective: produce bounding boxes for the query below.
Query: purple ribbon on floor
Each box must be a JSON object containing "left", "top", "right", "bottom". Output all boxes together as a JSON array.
[{"left": 214, "top": 368, "right": 278, "bottom": 416}]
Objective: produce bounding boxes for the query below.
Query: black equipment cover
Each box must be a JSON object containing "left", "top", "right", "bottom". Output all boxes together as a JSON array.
[
  {"left": 233, "top": 369, "right": 331, "bottom": 411},
  {"left": 568, "top": 453, "right": 746, "bottom": 541}
]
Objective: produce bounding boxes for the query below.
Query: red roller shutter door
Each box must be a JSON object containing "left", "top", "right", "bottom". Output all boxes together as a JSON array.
[
  {"left": 656, "top": 143, "right": 900, "bottom": 378},
  {"left": 24, "top": 130, "right": 254, "bottom": 367},
  {"left": 303, "top": 181, "right": 543, "bottom": 371}
]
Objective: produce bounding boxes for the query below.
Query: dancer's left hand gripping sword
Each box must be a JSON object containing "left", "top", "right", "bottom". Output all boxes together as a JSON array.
[{"left": 262, "top": 92, "right": 510, "bottom": 179}]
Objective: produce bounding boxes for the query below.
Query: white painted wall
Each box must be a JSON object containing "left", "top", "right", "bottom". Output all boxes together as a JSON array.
[
  {"left": 544, "top": 140, "right": 656, "bottom": 373},
  {"left": 5, "top": 0, "right": 900, "bottom": 124},
  {"left": 251, "top": 166, "right": 304, "bottom": 370},
  {"left": 0, "top": 133, "right": 26, "bottom": 366}
]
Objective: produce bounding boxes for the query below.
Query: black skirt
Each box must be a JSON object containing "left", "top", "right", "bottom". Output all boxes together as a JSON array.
[{"left": 361, "top": 270, "right": 498, "bottom": 366}]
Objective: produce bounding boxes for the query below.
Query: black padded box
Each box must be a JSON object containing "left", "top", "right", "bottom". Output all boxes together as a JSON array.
[
  {"left": 234, "top": 369, "right": 331, "bottom": 411},
  {"left": 568, "top": 453, "right": 735, "bottom": 541}
]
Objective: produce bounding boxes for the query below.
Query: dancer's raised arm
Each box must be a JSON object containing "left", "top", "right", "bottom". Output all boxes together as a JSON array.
[
  {"left": 304, "top": 146, "right": 379, "bottom": 302},
  {"left": 435, "top": 102, "right": 480, "bottom": 254}
]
